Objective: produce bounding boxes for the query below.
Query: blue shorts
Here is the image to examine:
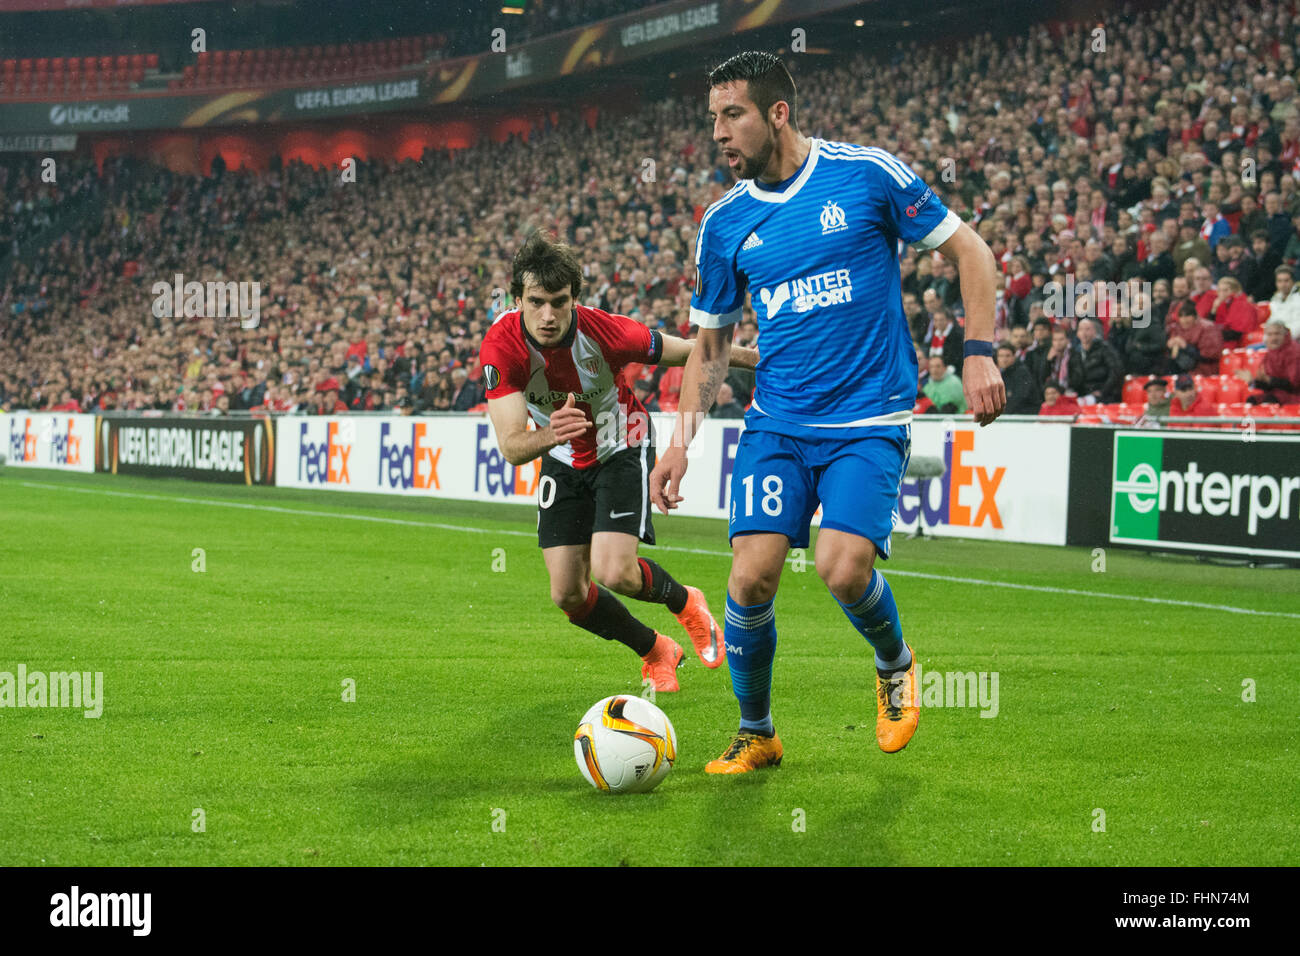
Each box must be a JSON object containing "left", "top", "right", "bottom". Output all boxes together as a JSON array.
[{"left": 727, "top": 415, "right": 912, "bottom": 557}]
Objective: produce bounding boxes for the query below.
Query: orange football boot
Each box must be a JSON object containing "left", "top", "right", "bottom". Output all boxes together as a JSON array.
[
  {"left": 704, "top": 731, "right": 783, "bottom": 774},
  {"left": 876, "top": 644, "right": 919, "bottom": 753},
  {"left": 640, "top": 633, "right": 685, "bottom": 692},
  {"left": 675, "top": 586, "right": 724, "bottom": 668}
]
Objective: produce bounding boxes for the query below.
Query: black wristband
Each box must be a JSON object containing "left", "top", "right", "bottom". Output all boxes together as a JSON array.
[{"left": 963, "top": 339, "right": 994, "bottom": 358}]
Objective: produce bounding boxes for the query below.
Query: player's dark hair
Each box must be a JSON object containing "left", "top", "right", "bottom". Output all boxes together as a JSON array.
[
  {"left": 510, "top": 231, "right": 583, "bottom": 301},
  {"left": 707, "top": 51, "right": 798, "bottom": 130}
]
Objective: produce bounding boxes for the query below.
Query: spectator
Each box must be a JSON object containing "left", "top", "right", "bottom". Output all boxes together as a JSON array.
[
  {"left": 1199, "top": 201, "right": 1230, "bottom": 252},
  {"left": 1286, "top": 211, "right": 1300, "bottom": 264},
  {"left": 450, "top": 367, "right": 484, "bottom": 411},
  {"left": 1038, "top": 381, "right": 1080, "bottom": 417},
  {"left": 922, "top": 356, "right": 966, "bottom": 413},
  {"left": 1111, "top": 299, "right": 1166, "bottom": 376},
  {"left": 1240, "top": 321, "right": 1300, "bottom": 404},
  {"left": 709, "top": 382, "right": 745, "bottom": 419},
  {"left": 1007, "top": 324, "right": 1032, "bottom": 359},
  {"left": 315, "top": 378, "right": 348, "bottom": 415},
  {"left": 1139, "top": 232, "right": 1176, "bottom": 284},
  {"left": 1068, "top": 318, "right": 1124, "bottom": 404},
  {"left": 996, "top": 343, "right": 1040, "bottom": 415},
  {"left": 654, "top": 364, "right": 683, "bottom": 413},
  {"left": 1164, "top": 274, "right": 1193, "bottom": 330},
  {"left": 1207, "top": 276, "right": 1259, "bottom": 344},
  {"left": 1247, "top": 231, "right": 1282, "bottom": 300},
  {"left": 1167, "top": 300, "right": 1224, "bottom": 376},
  {"left": 1168, "top": 374, "right": 1216, "bottom": 417},
  {"left": 1264, "top": 192, "right": 1292, "bottom": 257},
  {"left": 925, "top": 305, "right": 965, "bottom": 375},
  {"left": 633, "top": 378, "right": 660, "bottom": 413},
  {"left": 48, "top": 389, "right": 81, "bottom": 412},
  {"left": 1190, "top": 266, "right": 1218, "bottom": 318},
  {"left": 1269, "top": 266, "right": 1300, "bottom": 339},
  {"left": 1173, "top": 221, "right": 1211, "bottom": 273},
  {"left": 1022, "top": 318, "right": 1052, "bottom": 382},
  {"left": 1143, "top": 377, "right": 1172, "bottom": 417}
]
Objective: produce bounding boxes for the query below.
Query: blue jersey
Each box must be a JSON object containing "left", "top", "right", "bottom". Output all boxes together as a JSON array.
[{"left": 691, "top": 139, "right": 959, "bottom": 428}]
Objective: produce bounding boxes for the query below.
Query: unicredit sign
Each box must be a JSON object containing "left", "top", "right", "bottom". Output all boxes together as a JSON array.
[{"left": 49, "top": 103, "right": 130, "bottom": 127}]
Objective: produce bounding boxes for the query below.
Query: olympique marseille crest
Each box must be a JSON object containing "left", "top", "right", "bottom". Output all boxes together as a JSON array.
[{"left": 820, "top": 199, "right": 848, "bottom": 235}]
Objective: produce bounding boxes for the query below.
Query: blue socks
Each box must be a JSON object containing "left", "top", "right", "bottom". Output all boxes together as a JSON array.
[
  {"left": 723, "top": 594, "right": 776, "bottom": 736},
  {"left": 836, "top": 569, "right": 911, "bottom": 672}
]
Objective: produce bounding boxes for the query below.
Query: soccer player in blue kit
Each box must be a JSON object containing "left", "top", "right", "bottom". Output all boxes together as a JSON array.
[{"left": 649, "top": 52, "right": 1006, "bottom": 773}]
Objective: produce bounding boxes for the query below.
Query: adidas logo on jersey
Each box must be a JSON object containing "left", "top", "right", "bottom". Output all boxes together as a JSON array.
[{"left": 742, "top": 231, "right": 763, "bottom": 250}]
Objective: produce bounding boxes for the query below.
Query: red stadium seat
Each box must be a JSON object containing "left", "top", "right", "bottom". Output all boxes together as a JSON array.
[
  {"left": 1218, "top": 402, "right": 1249, "bottom": 419},
  {"left": 1256, "top": 302, "right": 1271, "bottom": 324},
  {"left": 146, "top": 53, "right": 158, "bottom": 68},
  {"left": 1122, "top": 375, "right": 1149, "bottom": 404},
  {"left": 1195, "top": 376, "right": 1219, "bottom": 403},
  {"left": 1244, "top": 328, "right": 1265, "bottom": 346},
  {"left": 1216, "top": 375, "right": 1249, "bottom": 403}
]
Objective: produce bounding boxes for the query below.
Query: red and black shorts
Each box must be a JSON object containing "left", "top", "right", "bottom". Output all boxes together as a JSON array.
[{"left": 537, "top": 442, "right": 656, "bottom": 549}]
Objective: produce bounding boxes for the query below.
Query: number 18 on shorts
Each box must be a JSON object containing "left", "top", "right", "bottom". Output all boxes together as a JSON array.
[{"left": 726, "top": 425, "right": 911, "bottom": 556}]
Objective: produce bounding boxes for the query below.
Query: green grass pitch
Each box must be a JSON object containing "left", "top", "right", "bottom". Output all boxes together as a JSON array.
[{"left": 1, "top": 468, "right": 1296, "bottom": 866}]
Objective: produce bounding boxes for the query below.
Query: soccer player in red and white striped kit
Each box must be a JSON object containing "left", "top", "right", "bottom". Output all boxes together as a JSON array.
[{"left": 480, "top": 231, "right": 758, "bottom": 691}]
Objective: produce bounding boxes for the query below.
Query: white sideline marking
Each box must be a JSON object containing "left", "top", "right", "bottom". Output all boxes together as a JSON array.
[{"left": 17, "top": 479, "right": 1300, "bottom": 620}]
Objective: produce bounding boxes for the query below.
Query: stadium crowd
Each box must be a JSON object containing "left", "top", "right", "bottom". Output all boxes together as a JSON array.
[{"left": 3, "top": 0, "right": 1300, "bottom": 421}]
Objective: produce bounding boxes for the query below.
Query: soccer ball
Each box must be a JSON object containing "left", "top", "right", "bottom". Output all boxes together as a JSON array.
[{"left": 574, "top": 695, "right": 677, "bottom": 794}]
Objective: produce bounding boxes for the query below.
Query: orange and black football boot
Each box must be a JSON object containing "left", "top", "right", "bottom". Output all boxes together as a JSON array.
[
  {"left": 876, "top": 644, "right": 919, "bottom": 753},
  {"left": 675, "top": 586, "right": 724, "bottom": 668},
  {"left": 640, "top": 633, "right": 685, "bottom": 692},
  {"left": 704, "top": 731, "right": 783, "bottom": 773}
]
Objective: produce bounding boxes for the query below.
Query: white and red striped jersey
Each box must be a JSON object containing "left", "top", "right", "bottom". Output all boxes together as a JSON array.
[{"left": 479, "top": 305, "right": 663, "bottom": 469}]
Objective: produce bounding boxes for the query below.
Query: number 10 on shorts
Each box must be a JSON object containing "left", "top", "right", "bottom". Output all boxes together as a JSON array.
[{"left": 740, "top": 474, "right": 784, "bottom": 517}]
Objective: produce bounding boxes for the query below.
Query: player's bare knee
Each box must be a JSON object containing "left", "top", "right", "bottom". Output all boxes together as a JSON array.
[
  {"left": 552, "top": 583, "right": 588, "bottom": 613},
  {"left": 817, "top": 556, "right": 874, "bottom": 604},
  {"left": 591, "top": 558, "right": 639, "bottom": 596},
  {"left": 728, "top": 565, "right": 779, "bottom": 605}
]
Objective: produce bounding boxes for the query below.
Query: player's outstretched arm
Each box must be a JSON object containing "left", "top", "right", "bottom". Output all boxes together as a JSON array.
[
  {"left": 649, "top": 325, "right": 731, "bottom": 513},
  {"left": 657, "top": 333, "right": 758, "bottom": 370},
  {"left": 487, "top": 392, "right": 591, "bottom": 466},
  {"left": 937, "top": 222, "right": 1006, "bottom": 427}
]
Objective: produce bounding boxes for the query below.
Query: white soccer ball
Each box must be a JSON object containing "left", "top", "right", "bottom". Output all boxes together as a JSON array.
[{"left": 574, "top": 695, "right": 677, "bottom": 794}]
